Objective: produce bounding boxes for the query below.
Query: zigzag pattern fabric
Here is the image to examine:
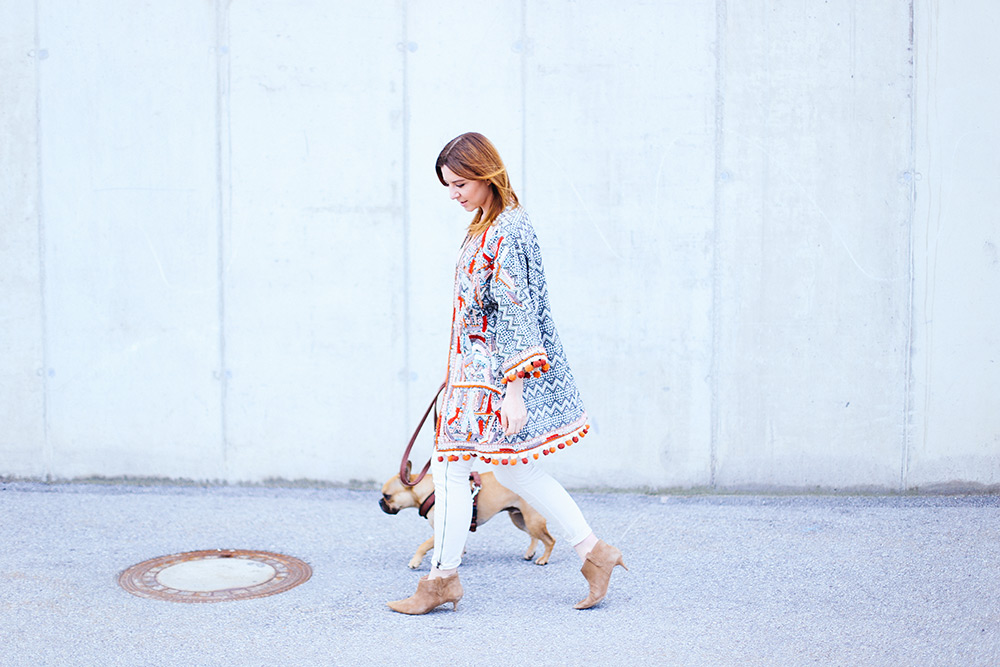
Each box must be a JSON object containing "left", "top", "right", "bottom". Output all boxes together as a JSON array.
[{"left": 435, "top": 206, "right": 590, "bottom": 466}]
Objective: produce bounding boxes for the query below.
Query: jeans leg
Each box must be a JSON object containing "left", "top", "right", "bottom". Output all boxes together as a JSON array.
[
  {"left": 430, "top": 455, "right": 474, "bottom": 570},
  {"left": 493, "top": 461, "right": 593, "bottom": 546}
]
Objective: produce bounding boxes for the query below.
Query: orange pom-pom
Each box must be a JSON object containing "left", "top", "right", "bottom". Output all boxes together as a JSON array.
[
  {"left": 533, "top": 453, "right": 540, "bottom": 460},
  {"left": 542, "top": 364, "right": 550, "bottom": 372},
  {"left": 462, "top": 454, "right": 471, "bottom": 461}
]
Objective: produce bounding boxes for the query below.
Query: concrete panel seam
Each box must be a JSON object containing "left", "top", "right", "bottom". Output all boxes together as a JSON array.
[
  {"left": 215, "top": 0, "right": 232, "bottom": 474},
  {"left": 916, "top": 0, "right": 940, "bottom": 482},
  {"left": 709, "top": 0, "right": 728, "bottom": 490},
  {"left": 34, "top": 0, "right": 52, "bottom": 480},
  {"left": 901, "top": 0, "right": 917, "bottom": 493},
  {"left": 520, "top": 0, "right": 527, "bottom": 197},
  {"left": 402, "top": 0, "right": 412, "bottom": 429}
]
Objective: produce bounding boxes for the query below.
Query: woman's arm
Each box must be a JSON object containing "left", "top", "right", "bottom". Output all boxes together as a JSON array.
[{"left": 499, "top": 377, "right": 527, "bottom": 436}]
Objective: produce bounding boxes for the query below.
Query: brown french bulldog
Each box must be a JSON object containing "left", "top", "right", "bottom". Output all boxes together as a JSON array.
[{"left": 379, "top": 471, "right": 556, "bottom": 569}]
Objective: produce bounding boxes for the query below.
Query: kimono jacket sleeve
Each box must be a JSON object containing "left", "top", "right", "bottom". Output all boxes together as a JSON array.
[{"left": 489, "top": 228, "right": 553, "bottom": 385}]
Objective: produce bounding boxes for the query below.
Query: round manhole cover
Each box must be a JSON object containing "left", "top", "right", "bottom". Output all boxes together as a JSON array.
[{"left": 119, "top": 549, "right": 311, "bottom": 603}]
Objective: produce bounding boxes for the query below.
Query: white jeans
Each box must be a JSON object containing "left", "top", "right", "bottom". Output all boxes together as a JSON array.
[{"left": 430, "top": 455, "right": 592, "bottom": 570}]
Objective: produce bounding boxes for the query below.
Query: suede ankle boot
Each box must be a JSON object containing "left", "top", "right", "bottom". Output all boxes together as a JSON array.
[
  {"left": 387, "top": 573, "right": 464, "bottom": 615},
  {"left": 574, "top": 540, "right": 627, "bottom": 609}
]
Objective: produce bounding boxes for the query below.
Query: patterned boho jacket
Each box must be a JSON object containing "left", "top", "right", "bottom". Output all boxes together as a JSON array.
[{"left": 434, "top": 206, "right": 590, "bottom": 465}]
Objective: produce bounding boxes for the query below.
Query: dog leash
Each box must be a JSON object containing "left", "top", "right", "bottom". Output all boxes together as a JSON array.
[
  {"left": 399, "top": 381, "right": 447, "bottom": 488},
  {"left": 400, "top": 382, "right": 484, "bottom": 531},
  {"left": 469, "top": 471, "right": 482, "bottom": 531},
  {"left": 418, "top": 472, "right": 483, "bottom": 531}
]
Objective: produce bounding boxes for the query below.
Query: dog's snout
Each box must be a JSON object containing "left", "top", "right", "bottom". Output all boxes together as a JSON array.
[{"left": 378, "top": 497, "right": 399, "bottom": 515}]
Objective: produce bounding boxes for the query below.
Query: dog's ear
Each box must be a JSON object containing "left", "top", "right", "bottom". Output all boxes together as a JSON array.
[{"left": 404, "top": 460, "right": 412, "bottom": 480}]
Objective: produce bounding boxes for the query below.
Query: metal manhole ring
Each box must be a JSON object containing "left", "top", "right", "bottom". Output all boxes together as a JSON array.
[{"left": 118, "top": 549, "right": 312, "bottom": 603}]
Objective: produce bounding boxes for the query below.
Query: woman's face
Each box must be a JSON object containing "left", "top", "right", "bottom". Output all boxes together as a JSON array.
[{"left": 441, "top": 165, "right": 493, "bottom": 213}]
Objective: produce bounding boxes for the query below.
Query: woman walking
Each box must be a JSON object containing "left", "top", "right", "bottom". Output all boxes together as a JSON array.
[{"left": 388, "top": 132, "right": 626, "bottom": 614}]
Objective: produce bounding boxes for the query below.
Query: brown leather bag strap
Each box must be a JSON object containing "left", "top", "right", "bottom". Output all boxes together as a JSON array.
[{"left": 399, "top": 381, "right": 447, "bottom": 488}]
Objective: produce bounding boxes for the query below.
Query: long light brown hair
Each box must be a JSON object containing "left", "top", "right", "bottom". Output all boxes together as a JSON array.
[{"left": 436, "top": 132, "right": 519, "bottom": 238}]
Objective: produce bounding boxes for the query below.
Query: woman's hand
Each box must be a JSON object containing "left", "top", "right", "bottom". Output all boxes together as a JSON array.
[{"left": 499, "top": 378, "right": 528, "bottom": 436}]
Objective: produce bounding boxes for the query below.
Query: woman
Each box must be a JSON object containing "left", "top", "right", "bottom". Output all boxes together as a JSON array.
[{"left": 388, "top": 132, "right": 626, "bottom": 614}]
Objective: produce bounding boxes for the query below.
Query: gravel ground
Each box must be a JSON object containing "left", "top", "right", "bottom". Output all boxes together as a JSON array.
[{"left": 1, "top": 481, "right": 999, "bottom": 666}]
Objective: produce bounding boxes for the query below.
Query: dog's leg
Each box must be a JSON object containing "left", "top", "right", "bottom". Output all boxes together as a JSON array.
[
  {"left": 535, "top": 529, "right": 555, "bottom": 566},
  {"left": 506, "top": 510, "right": 539, "bottom": 561},
  {"left": 409, "top": 536, "right": 434, "bottom": 569},
  {"left": 524, "top": 537, "right": 539, "bottom": 561},
  {"left": 520, "top": 510, "right": 556, "bottom": 566}
]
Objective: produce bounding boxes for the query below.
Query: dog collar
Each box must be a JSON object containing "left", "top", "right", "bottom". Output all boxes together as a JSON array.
[{"left": 418, "top": 493, "right": 436, "bottom": 519}]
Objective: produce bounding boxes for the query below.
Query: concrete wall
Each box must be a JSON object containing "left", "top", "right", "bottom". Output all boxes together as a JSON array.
[
  {"left": 1, "top": 1, "right": 997, "bottom": 492},
  {"left": 910, "top": 0, "right": 1000, "bottom": 491}
]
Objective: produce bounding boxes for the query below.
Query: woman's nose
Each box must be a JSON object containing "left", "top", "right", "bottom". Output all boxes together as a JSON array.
[{"left": 450, "top": 188, "right": 459, "bottom": 199}]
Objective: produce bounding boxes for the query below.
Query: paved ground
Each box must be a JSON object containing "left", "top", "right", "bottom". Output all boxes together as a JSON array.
[{"left": 1, "top": 481, "right": 999, "bottom": 666}]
